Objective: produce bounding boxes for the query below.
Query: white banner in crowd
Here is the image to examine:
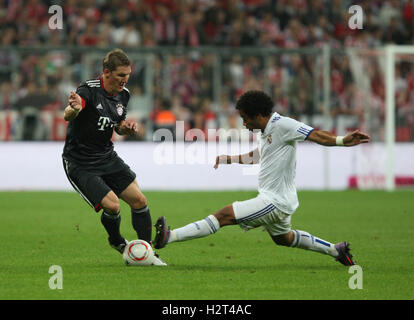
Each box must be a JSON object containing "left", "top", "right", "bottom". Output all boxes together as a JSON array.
[{"left": 0, "top": 142, "right": 413, "bottom": 191}]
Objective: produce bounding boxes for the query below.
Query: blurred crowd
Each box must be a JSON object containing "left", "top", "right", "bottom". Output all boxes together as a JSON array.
[
  {"left": 2, "top": 0, "right": 414, "bottom": 48},
  {"left": 0, "top": 0, "right": 414, "bottom": 141}
]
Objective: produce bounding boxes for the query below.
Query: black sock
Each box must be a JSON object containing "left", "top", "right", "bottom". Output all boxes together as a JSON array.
[
  {"left": 131, "top": 206, "right": 152, "bottom": 244},
  {"left": 101, "top": 211, "right": 124, "bottom": 245}
]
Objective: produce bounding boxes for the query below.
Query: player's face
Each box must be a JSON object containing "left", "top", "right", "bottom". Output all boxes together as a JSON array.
[
  {"left": 104, "top": 65, "right": 131, "bottom": 93},
  {"left": 238, "top": 110, "right": 259, "bottom": 131}
]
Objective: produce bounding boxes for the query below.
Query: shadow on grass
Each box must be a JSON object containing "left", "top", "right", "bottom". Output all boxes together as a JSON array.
[{"left": 164, "top": 262, "right": 341, "bottom": 273}]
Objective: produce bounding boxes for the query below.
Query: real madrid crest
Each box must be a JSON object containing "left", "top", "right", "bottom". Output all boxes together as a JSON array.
[
  {"left": 116, "top": 103, "right": 124, "bottom": 116},
  {"left": 267, "top": 134, "right": 272, "bottom": 144}
]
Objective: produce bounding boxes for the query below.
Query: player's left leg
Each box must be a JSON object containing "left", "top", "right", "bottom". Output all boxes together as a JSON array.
[
  {"left": 119, "top": 179, "right": 152, "bottom": 244},
  {"left": 263, "top": 212, "right": 339, "bottom": 257},
  {"left": 116, "top": 178, "right": 167, "bottom": 265},
  {"left": 270, "top": 230, "right": 339, "bottom": 257},
  {"left": 269, "top": 228, "right": 356, "bottom": 265}
]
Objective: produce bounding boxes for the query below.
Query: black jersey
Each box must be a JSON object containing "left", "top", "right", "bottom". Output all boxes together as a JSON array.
[{"left": 63, "top": 76, "right": 130, "bottom": 167}]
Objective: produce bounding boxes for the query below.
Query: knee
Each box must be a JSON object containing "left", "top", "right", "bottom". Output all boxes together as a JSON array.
[
  {"left": 271, "top": 231, "right": 294, "bottom": 247},
  {"left": 102, "top": 198, "right": 120, "bottom": 215},
  {"left": 130, "top": 194, "right": 147, "bottom": 210},
  {"left": 213, "top": 205, "right": 236, "bottom": 227}
]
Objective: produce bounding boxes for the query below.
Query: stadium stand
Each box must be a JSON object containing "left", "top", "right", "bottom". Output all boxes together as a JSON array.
[{"left": 0, "top": 0, "right": 413, "bottom": 141}]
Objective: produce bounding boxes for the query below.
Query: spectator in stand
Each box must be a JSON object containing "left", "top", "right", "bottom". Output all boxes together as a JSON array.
[
  {"left": 272, "top": 86, "right": 289, "bottom": 115},
  {"left": 1, "top": 27, "right": 18, "bottom": 46},
  {"left": 96, "top": 12, "right": 114, "bottom": 47},
  {"left": 227, "top": 18, "right": 244, "bottom": 47},
  {"left": 111, "top": 20, "right": 141, "bottom": 47},
  {"left": 259, "top": 11, "right": 282, "bottom": 45},
  {"left": 216, "top": 92, "right": 235, "bottom": 129},
  {"left": 140, "top": 22, "right": 157, "bottom": 46},
  {"left": 190, "top": 110, "right": 205, "bottom": 139},
  {"left": 227, "top": 55, "right": 244, "bottom": 94},
  {"left": 304, "top": 0, "right": 327, "bottom": 26},
  {"left": 283, "top": 18, "right": 307, "bottom": 48},
  {"left": 153, "top": 98, "right": 177, "bottom": 137},
  {"left": 78, "top": 22, "right": 100, "bottom": 46},
  {"left": 336, "top": 83, "right": 364, "bottom": 118},
  {"left": 13, "top": 81, "right": 56, "bottom": 112},
  {"left": 403, "top": 0, "right": 414, "bottom": 31},
  {"left": 171, "top": 67, "right": 200, "bottom": 107},
  {"left": 200, "top": 97, "right": 218, "bottom": 134},
  {"left": 379, "top": 0, "right": 402, "bottom": 27},
  {"left": 203, "top": 5, "right": 228, "bottom": 45},
  {"left": 176, "top": 11, "right": 200, "bottom": 47},
  {"left": 171, "top": 94, "right": 191, "bottom": 123},
  {"left": 153, "top": 4, "right": 177, "bottom": 45},
  {"left": 241, "top": 15, "right": 259, "bottom": 46},
  {"left": 0, "top": 82, "right": 17, "bottom": 110},
  {"left": 382, "top": 17, "right": 409, "bottom": 44}
]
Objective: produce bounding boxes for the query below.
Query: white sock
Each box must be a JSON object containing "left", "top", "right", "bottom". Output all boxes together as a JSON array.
[
  {"left": 168, "top": 215, "right": 220, "bottom": 243},
  {"left": 291, "top": 229, "right": 338, "bottom": 257}
]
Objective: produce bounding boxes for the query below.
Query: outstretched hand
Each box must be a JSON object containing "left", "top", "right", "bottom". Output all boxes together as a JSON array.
[
  {"left": 214, "top": 155, "right": 229, "bottom": 169},
  {"left": 343, "top": 129, "right": 371, "bottom": 146},
  {"left": 118, "top": 119, "right": 138, "bottom": 135},
  {"left": 69, "top": 91, "right": 82, "bottom": 110}
]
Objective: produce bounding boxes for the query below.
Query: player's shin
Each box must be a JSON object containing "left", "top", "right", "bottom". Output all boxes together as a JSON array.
[
  {"left": 291, "top": 229, "right": 339, "bottom": 257},
  {"left": 168, "top": 215, "right": 220, "bottom": 243},
  {"left": 101, "top": 211, "right": 124, "bottom": 245},
  {"left": 131, "top": 206, "right": 152, "bottom": 244}
]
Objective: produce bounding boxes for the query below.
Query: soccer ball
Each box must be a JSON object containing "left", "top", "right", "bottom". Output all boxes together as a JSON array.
[{"left": 123, "top": 240, "right": 155, "bottom": 266}]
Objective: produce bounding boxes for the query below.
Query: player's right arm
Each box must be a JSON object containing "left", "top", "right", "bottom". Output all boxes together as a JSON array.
[
  {"left": 64, "top": 91, "right": 84, "bottom": 121},
  {"left": 214, "top": 148, "right": 260, "bottom": 169}
]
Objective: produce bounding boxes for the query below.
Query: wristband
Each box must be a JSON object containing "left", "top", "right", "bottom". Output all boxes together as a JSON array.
[{"left": 336, "top": 136, "right": 345, "bottom": 146}]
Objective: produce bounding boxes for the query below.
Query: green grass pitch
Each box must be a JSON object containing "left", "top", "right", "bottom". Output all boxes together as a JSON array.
[{"left": 0, "top": 190, "right": 413, "bottom": 300}]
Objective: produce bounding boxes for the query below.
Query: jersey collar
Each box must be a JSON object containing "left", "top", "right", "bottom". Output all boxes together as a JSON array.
[{"left": 262, "top": 112, "right": 278, "bottom": 136}]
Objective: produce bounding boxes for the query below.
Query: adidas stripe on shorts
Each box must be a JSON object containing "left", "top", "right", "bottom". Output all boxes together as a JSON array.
[{"left": 232, "top": 194, "right": 291, "bottom": 236}]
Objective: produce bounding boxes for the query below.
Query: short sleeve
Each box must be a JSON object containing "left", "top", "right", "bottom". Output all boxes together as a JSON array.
[
  {"left": 75, "top": 84, "right": 92, "bottom": 109},
  {"left": 278, "top": 116, "right": 314, "bottom": 142}
]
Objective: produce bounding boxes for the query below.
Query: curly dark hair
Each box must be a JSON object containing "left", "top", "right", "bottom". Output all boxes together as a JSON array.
[{"left": 235, "top": 90, "right": 274, "bottom": 118}]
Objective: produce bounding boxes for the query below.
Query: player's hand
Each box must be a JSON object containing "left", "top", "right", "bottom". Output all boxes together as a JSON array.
[
  {"left": 68, "top": 91, "right": 82, "bottom": 111},
  {"left": 119, "top": 120, "right": 138, "bottom": 135},
  {"left": 343, "top": 129, "right": 371, "bottom": 146},
  {"left": 214, "top": 155, "right": 230, "bottom": 169}
]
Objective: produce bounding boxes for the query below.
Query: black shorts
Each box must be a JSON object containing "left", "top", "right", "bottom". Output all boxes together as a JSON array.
[{"left": 63, "top": 156, "right": 136, "bottom": 212}]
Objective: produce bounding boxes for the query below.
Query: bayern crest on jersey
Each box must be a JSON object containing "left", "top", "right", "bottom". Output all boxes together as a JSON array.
[{"left": 116, "top": 104, "right": 124, "bottom": 116}]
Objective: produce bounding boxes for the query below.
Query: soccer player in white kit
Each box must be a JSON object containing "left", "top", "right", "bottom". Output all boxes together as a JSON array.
[{"left": 154, "top": 90, "right": 370, "bottom": 266}]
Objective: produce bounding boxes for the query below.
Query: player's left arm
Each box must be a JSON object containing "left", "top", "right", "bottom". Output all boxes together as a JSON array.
[
  {"left": 115, "top": 90, "right": 137, "bottom": 136},
  {"left": 115, "top": 120, "right": 138, "bottom": 136},
  {"left": 307, "top": 129, "right": 371, "bottom": 147}
]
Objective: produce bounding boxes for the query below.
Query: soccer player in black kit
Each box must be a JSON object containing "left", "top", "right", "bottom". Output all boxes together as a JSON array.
[{"left": 62, "top": 49, "right": 166, "bottom": 266}]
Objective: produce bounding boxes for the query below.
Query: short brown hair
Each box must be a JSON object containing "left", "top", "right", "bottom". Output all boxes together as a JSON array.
[{"left": 103, "top": 48, "right": 131, "bottom": 72}]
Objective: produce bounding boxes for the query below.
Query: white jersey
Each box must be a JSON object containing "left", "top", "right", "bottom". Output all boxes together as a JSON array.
[{"left": 257, "top": 112, "right": 314, "bottom": 215}]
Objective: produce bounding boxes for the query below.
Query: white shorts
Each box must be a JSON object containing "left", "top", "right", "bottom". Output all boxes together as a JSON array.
[{"left": 232, "top": 195, "right": 292, "bottom": 236}]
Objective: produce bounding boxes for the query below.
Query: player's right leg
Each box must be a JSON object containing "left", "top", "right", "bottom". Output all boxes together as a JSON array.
[
  {"left": 62, "top": 159, "right": 127, "bottom": 252},
  {"left": 153, "top": 205, "right": 235, "bottom": 249},
  {"left": 100, "top": 190, "right": 128, "bottom": 253}
]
